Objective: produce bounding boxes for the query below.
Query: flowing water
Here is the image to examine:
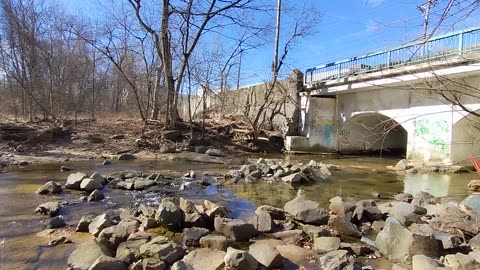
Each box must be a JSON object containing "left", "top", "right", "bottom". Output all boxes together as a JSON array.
[{"left": 0, "top": 155, "right": 475, "bottom": 269}]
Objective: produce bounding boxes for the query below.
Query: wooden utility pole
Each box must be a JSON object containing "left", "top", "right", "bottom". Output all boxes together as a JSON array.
[{"left": 273, "top": 0, "right": 281, "bottom": 78}]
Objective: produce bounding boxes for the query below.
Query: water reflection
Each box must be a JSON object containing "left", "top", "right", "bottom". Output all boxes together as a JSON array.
[{"left": 404, "top": 173, "right": 451, "bottom": 197}]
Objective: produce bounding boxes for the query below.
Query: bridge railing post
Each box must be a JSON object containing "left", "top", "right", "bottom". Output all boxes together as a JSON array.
[{"left": 458, "top": 32, "right": 464, "bottom": 55}]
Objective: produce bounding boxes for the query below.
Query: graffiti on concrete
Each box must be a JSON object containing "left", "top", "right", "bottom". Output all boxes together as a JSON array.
[
  {"left": 337, "top": 129, "right": 350, "bottom": 146},
  {"left": 414, "top": 118, "right": 449, "bottom": 152}
]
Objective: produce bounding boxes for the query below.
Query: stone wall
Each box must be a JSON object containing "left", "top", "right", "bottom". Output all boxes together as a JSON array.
[{"left": 177, "top": 70, "right": 304, "bottom": 136}]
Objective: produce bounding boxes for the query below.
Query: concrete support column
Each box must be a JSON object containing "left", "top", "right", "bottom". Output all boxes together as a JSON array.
[{"left": 285, "top": 69, "right": 304, "bottom": 136}]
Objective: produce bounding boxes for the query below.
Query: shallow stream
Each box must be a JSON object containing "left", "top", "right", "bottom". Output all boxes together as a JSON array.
[{"left": 0, "top": 155, "right": 475, "bottom": 269}]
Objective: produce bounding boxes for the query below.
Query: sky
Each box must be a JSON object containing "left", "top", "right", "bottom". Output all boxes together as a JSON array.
[{"left": 58, "top": 0, "right": 480, "bottom": 86}]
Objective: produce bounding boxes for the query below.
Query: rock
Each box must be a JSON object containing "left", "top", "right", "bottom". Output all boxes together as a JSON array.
[
  {"left": 116, "top": 239, "right": 148, "bottom": 264},
  {"left": 179, "top": 198, "right": 205, "bottom": 228},
  {"left": 391, "top": 264, "right": 409, "bottom": 270},
  {"left": 461, "top": 194, "right": 480, "bottom": 215},
  {"left": 161, "top": 130, "right": 181, "bottom": 141},
  {"left": 317, "top": 250, "right": 355, "bottom": 270},
  {"left": 276, "top": 244, "right": 315, "bottom": 265},
  {"left": 160, "top": 145, "right": 176, "bottom": 154},
  {"left": 412, "top": 255, "right": 441, "bottom": 270},
  {"left": 205, "top": 148, "right": 224, "bottom": 157},
  {"left": 35, "top": 181, "right": 62, "bottom": 195},
  {"left": 102, "top": 160, "right": 111, "bottom": 166},
  {"left": 204, "top": 200, "right": 232, "bottom": 221},
  {"left": 155, "top": 201, "right": 183, "bottom": 229},
  {"left": 352, "top": 200, "right": 384, "bottom": 222},
  {"left": 183, "top": 227, "right": 210, "bottom": 247},
  {"left": 284, "top": 194, "right": 329, "bottom": 225},
  {"left": 88, "top": 255, "right": 127, "bottom": 270},
  {"left": 302, "top": 225, "right": 331, "bottom": 240},
  {"left": 444, "top": 253, "right": 480, "bottom": 270},
  {"left": 77, "top": 214, "right": 97, "bottom": 232},
  {"left": 171, "top": 260, "right": 193, "bottom": 270},
  {"left": 328, "top": 215, "right": 362, "bottom": 238},
  {"left": 80, "top": 178, "right": 104, "bottom": 192},
  {"left": 395, "top": 159, "right": 410, "bottom": 170},
  {"left": 195, "top": 146, "right": 209, "bottom": 154},
  {"left": 127, "top": 231, "right": 153, "bottom": 241},
  {"left": 139, "top": 236, "right": 185, "bottom": 265},
  {"left": 468, "top": 180, "right": 480, "bottom": 192},
  {"left": 141, "top": 258, "right": 166, "bottom": 270},
  {"left": 199, "top": 235, "right": 228, "bottom": 251},
  {"left": 88, "top": 190, "right": 105, "bottom": 202},
  {"left": 133, "top": 179, "right": 156, "bottom": 190},
  {"left": 372, "top": 220, "right": 385, "bottom": 233},
  {"left": 48, "top": 236, "right": 72, "bottom": 246},
  {"left": 248, "top": 242, "right": 283, "bottom": 269},
  {"left": 118, "top": 153, "right": 136, "bottom": 160},
  {"left": 394, "top": 193, "right": 413, "bottom": 203},
  {"left": 389, "top": 202, "right": 426, "bottom": 226},
  {"left": 35, "top": 201, "right": 61, "bottom": 217},
  {"left": 47, "top": 216, "right": 66, "bottom": 228},
  {"left": 470, "top": 233, "right": 480, "bottom": 250},
  {"left": 224, "top": 247, "right": 258, "bottom": 270},
  {"left": 110, "top": 134, "right": 125, "bottom": 140},
  {"left": 214, "top": 217, "right": 258, "bottom": 242},
  {"left": 181, "top": 248, "right": 225, "bottom": 270},
  {"left": 66, "top": 172, "right": 87, "bottom": 190},
  {"left": 314, "top": 237, "right": 341, "bottom": 253},
  {"left": 90, "top": 172, "right": 106, "bottom": 185},
  {"left": 60, "top": 165, "right": 73, "bottom": 172},
  {"left": 89, "top": 213, "right": 112, "bottom": 237},
  {"left": 411, "top": 191, "right": 437, "bottom": 206},
  {"left": 256, "top": 205, "right": 285, "bottom": 220},
  {"left": 469, "top": 250, "right": 480, "bottom": 263},
  {"left": 271, "top": 229, "right": 303, "bottom": 241},
  {"left": 281, "top": 173, "right": 303, "bottom": 183},
  {"left": 98, "top": 224, "right": 130, "bottom": 250},
  {"left": 412, "top": 224, "right": 461, "bottom": 250},
  {"left": 249, "top": 210, "right": 274, "bottom": 233},
  {"left": 67, "top": 240, "right": 113, "bottom": 270}
]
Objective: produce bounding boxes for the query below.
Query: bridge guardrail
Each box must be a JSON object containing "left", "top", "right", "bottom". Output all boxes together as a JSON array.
[{"left": 305, "top": 27, "right": 480, "bottom": 86}]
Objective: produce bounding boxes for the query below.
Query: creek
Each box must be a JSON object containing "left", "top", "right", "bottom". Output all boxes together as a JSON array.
[{"left": 0, "top": 155, "right": 475, "bottom": 269}]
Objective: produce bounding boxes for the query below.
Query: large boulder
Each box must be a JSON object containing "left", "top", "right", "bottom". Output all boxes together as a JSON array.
[
  {"left": 224, "top": 247, "right": 258, "bottom": 270},
  {"left": 67, "top": 240, "right": 113, "bottom": 270},
  {"left": 199, "top": 235, "right": 228, "bottom": 251},
  {"left": 66, "top": 172, "right": 87, "bottom": 190},
  {"left": 35, "top": 181, "right": 62, "bottom": 195},
  {"left": 284, "top": 194, "right": 329, "bottom": 225},
  {"left": 35, "top": 201, "right": 61, "bottom": 217},
  {"left": 412, "top": 224, "right": 461, "bottom": 250},
  {"left": 88, "top": 190, "right": 105, "bottom": 202},
  {"left": 328, "top": 215, "right": 362, "bottom": 238},
  {"left": 179, "top": 198, "right": 205, "bottom": 228},
  {"left": 97, "top": 224, "right": 131, "bottom": 250},
  {"left": 90, "top": 172, "right": 107, "bottom": 185},
  {"left": 182, "top": 227, "right": 210, "bottom": 247},
  {"left": 155, "top": 201, "right": 183, "bottom": 229},
  {"left": 88, "top": 255, "right": 127, "bottom": 270},
  {"left": 412, "top": 255, "right": 442, "bottom": 270},
  {"left": 314, "top": 237, "right": 341, "bottom": 253},
  {"left": 461, "top": 194, "right": 480, "bottom": 215},
  {"left": 256, "top": 205, "right": 285, "bottom": 220},
  {"left": 249, "top": 210, "right": 274, "bottom": 233},
  {"left": 76, "top": 214, "right": 97, "bottom": 232},
  {"left": 248, "top": 242, "right": 283, "bottom": 269},
  {"left": 115, "top": 239, "right": 148, "bottom": 264},
  {"left": 352, "top": 200, "right": 384, "bottom": 222},
  {"left": 389, "top": 202, "right": 426, "bottom": 226},
  {"left": 80, "top": 178, "right": 104, "bottom": 192},
  {"left": 139, "top": 236, "right": 185, "bottom": 265},
  {"left": 214, "top": 217, "right": 258, "bottom": 242},
  {"left": 47, "top": 216, "right": 66, "bottom": 228},
  {"left": 89, "top": 214, "right": 112, "bottom": 237},
  {"left": 180, "top": 248, "right": 225, "bottom": 270},
  {"left": 317, "top": 250, "right": 355, "bottom": 270}
]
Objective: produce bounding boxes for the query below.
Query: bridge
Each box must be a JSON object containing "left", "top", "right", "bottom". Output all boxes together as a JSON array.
[{"left": 286, "top": 26, "right": 480, "bottom": 166}]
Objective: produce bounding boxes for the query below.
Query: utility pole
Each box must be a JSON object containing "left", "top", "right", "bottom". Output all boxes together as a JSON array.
[
  {"left": 418, "top": 0, "right": 437, "bottom": 40},
  {"left": 273, "top": 0, "right": 282, "bottom": 78}
]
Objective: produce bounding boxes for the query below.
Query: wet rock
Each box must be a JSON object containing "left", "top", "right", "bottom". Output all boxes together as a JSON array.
[
  {"left": 224, "top": 247, "right": 258, "bottom": 270},
  {"left": 102, "top": 160, "right": 111, "bottom": 166},
  {"left": 199, "top": 235, "right": 228, "bottom": 251},
  {"left": 205, "top": 148, "right": 224, "bottom": 157},
  {"left": 249, "top": 242, "right": 283, "bottom": 269},
  {"left": 181, "top": 248, "right": 225, "bottom": 270},
  {"left": 115, "top": 239, "right": 148, "bottom": 264},
  {"left": 412, "top": 255, "right": 442, "bottom": 270},
  {"left": 249, "top": 210, "right": 274, "bottom": 233},
  {"left": 67, "top": 240, "right": 113, "bottom": 270},
  {"left": 47, "top": 216, "right": 66, "bottom": 228},
  {"left": 35, "top": 181, "right": 63, "bottom": 195},
  {"left": 76, "top": 214, "right": 97, "bottom": 232},
  {"left": 461, "top": 194, "right": 480, "bottom": 215},
  {"left": 155, "top": 201, "right": 183, "bottom": 229},
  {"left": 88, "top": 190, "right": 105, "bottom": 202},
  {"left": 183, "top": 227, "right": 210, "bottom": 247},
  {"left": 118, "top": 153, "right": 136, "bottom": 160},
  {"left": 328, "top": 215, "right": 362, "bottom": 238},
  {"left": 317, "top": 250, "right": 355, "bottom": 270},
  {"left": 66, "top": 172, "right": 87, "bottom": 190},
  {"left": 468, "top": 180, "right": 480, "bottom": 192},
  {"left": 88, "top": 255, "right": 127, "bottom": 270},
  {"left": 89, "top": 213, "right": 112, "bottom": 237},
  {"left": 314, "top": 237, "right": 341, "bottom": 253},
  {"left": 35, "top": 201, "right": 61, "bottom": 217},
  {"left": 284, "top": 193, "right": 329, "bottom": 225},
  {"left": 60, "top": 165, "right": 73, "bottom": 172},
  {"left": 139, "top": 236, "right": 185, "bottom": 265},
  {"left": 214, "top": 217, "right": 258, "bottom": 242},
  {"left": 48, "top": 236, "right": 72, "bottom": 246}
]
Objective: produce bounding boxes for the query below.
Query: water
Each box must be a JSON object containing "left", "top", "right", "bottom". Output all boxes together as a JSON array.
[{"left": 0, "top": 156, "right": 475, "bottom": 269}]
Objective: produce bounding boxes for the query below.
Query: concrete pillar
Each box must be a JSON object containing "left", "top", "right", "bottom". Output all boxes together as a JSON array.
[{"left": 285, "top": 69, "right": 304, "bottom": 136}]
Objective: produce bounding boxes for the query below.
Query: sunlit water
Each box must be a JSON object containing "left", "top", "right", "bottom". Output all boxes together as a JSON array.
[{"left": 0, "top": 155, "right": 475, "bottom": 269}]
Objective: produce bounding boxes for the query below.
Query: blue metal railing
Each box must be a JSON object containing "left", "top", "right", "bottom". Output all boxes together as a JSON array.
[{"left": 305, "top": 27, "right": 480, "bottom": 85}]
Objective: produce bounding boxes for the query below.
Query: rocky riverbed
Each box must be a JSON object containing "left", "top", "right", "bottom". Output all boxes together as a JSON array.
[{"left": 13, "top": 157, "right": 480, "bottom": 270}]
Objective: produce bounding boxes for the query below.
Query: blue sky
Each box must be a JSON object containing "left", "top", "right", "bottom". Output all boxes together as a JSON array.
[{"left": 58, "top": 0, "right": 480, "bottom": 86}]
